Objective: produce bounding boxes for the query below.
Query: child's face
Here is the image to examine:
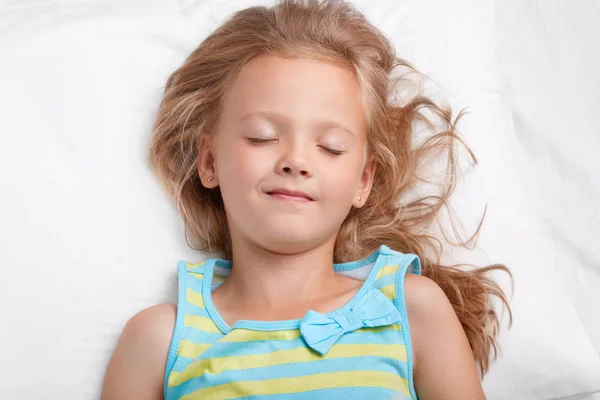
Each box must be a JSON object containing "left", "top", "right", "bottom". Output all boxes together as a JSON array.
[{"left": 200, "top": 54, "right": 374, "bottom": 254}]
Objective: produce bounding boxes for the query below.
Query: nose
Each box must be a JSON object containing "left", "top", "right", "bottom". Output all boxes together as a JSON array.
[{"left": 275, "top": 139, "right": 312, "bottom": 178}]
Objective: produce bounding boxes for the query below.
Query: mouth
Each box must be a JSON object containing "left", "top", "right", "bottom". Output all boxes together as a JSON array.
[{"left": 266, "top": 189, "right": 315, "bottom": 202}]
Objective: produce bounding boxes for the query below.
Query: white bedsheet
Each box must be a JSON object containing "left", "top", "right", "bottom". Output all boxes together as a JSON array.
[{"left": 0, "top": 0, "right": 598, "bottom": 399}]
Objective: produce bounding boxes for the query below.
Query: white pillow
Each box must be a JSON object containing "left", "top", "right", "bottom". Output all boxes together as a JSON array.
[
  {"left": 496, "top": 0, "right": 600, "bottom": 356},
  {"left": 0, "top": 0, "right": 598, "bottom": 399}
]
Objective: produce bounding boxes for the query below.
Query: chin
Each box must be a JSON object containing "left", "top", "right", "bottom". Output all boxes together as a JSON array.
[{"left": 258, "top": 233, "right": 323, "bottom": 255}]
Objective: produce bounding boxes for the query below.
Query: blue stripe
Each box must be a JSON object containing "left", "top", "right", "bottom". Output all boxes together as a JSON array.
[
  {"left": 181, "top": 326, "right": 223, "bottom": 343},
  {"left": 182, "top": 307, "right": 212, "bottom": 319},
  {"left": 243, "top": 386, "right": 410, "bottom": 400},
  {"left": 170, "top": 355, "right": 196, "bottom": 375},
  {"left": 184, "top": 272, "right": 205, "bottom": 298},
  {"left": 168, "top": 356, "right": 408, "bottom": 399},
  {"left": 373, "top": 273, "right": 396, "bottom": 289}
]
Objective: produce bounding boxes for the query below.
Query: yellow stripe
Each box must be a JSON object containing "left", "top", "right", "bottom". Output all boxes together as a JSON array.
[
  {"left": 376, "top": 264, "right": 399, "bottom": 280},
  {"left": 360, "top": 323, "right": 402, "bottom": 333},
  {"left": 184, "top": 315, "right": 222, "bottom": 333},
  {"left": 186, "top": 261, "right": 206, "bottom": 271},
  {"left": 169, "top": 343, "right": 407, "bottom": 387},
  {"left": 380, "top": 284, "right": 396, "bottom": 301},
  {"left": 180, "top": 370, "right": 410, "bottom": 399},
  {"left": 167, "top": 371, "right": 180, "bottom": 387},
  {"left": 188, "top": 272, "right": 204, "bottom": 281},
  {"left": 212, "top": 274, "right": 226, "bottom": 284},
  {"left": 221, "top": 329, "right": 301, "bottom": 342},
  {"left": 186, "top": 288, "right": 205, "bottom": 309},
  {"left": 178, "top": 340, "right": 212, "bottom": 358}
]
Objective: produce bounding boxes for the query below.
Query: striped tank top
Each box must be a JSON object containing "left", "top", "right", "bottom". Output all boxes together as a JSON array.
[{"left": 164, "top": 244, "right": 421, "bottom": 400}]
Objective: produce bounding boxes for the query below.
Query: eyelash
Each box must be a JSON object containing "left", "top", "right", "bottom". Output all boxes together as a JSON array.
[{"left": 246, "top": 138, "right": 344, "bottom": 156}]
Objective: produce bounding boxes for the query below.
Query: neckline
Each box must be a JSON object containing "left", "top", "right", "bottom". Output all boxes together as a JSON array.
[{"left": 201, "top": 244, "right": 392, "bottom": 334}]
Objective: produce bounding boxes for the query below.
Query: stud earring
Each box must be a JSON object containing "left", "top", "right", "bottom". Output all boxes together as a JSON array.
[
  {"left": 358, "top": 196, "right": 361, "bottom": 201},
  {"left": 208, "top": 176, "right": 214, "bottom": 181}
]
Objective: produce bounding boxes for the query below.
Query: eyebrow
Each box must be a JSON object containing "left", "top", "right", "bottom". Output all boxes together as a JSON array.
[{"left": 238, "top": 110, "right": 356, "bottom": 137}]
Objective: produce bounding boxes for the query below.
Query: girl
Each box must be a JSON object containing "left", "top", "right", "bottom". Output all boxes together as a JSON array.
[{"left": 102, "top": 1, "right": 511, "bottom": 399}]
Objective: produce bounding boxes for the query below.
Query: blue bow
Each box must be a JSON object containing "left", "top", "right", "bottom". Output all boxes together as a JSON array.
[{"left": 299, "top": 288, "right": 402, "bottom": 355}]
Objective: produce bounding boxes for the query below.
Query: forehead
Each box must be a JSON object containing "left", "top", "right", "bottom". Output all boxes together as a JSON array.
[{"left": 220, "top": 55, "right": 367, "bottom": 134}]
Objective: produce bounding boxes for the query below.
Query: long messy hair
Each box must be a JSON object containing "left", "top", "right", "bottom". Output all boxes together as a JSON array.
[{"left": 148, "top": 0, "right": 512, "bottom": 377}]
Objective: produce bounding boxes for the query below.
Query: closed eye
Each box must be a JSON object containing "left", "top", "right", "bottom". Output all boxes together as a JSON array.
[
  {"left": 319, "top": 146, "right": 344, "bottom": 156},
  {"left": 247, "top": 137, "right": 277, "bottom": 144}
]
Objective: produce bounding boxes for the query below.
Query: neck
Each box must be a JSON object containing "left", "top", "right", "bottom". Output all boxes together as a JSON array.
[{"left": 221, "top": 235, "right": 341, "bottom": 312}]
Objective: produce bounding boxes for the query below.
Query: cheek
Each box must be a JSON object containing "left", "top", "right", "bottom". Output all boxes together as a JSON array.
[
  {"left": 219, "top": 146, "right": 269, "bottom": 188},
  {"left": 320, "top": 161, "right": 361, "bottom": 202}
]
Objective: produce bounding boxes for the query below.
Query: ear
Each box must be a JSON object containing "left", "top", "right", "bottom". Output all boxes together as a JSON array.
[
  {"left": 353, "top": 154, "right": 376, "bottom": 208},
  {"left": 197, "top": 133, "right": 219, "bottom": 189}
]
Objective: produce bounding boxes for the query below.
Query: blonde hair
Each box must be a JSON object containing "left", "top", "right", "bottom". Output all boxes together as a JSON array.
[{"left": 149, "top": 0, "right": 512, "bottom": 377}]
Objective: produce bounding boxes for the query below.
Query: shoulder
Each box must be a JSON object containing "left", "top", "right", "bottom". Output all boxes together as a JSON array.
[
  {"left": 403, "top": 273, "right": 443, "bottom": 305},
  {"left": 117, "top": 303, "right": 177, "bottom": 357},
  {"left": 402, "top": 274, "right": 459, "bottom": 351},
  {"left": 102, "top": 304, "right": 176, "bottom": 400},
  {"left": 125, "top": 303, "right": 177, "bottom": 338},
  {"left": 403, "top": 274, "right": 460, "bottom": 362},
  {"left": 403, "top": 273, "right": 452, "bottom": 319},
  {"left": 402, "top": 274, "right": 485, "bottom": 398}
]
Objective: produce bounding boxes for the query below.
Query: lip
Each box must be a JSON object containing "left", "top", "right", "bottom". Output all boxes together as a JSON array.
[{"left": 266, "top": 188, "right": 315, "bottom": 201}]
